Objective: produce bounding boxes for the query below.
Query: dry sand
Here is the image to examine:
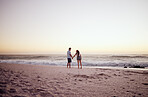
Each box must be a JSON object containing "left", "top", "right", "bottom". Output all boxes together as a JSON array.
[{"left": 0, "top": 63, "right": 148, "bottom": 97}]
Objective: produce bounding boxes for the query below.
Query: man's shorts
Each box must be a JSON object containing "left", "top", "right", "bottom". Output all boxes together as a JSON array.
[{"left": 67, "top": 58, "right": 72, "bottom": 63}]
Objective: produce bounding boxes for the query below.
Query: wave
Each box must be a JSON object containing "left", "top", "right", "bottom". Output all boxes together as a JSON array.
[
  {"left": 111, "top": 55, "right": 148, "bottom": 58},
  {"left": 0, "top": 60, "right": 148, "bottom": 67},
  {"left": 0, "top": 54, "right": 148, "bottom": 67},
  {"left": 0, "top": 55, "right": 50, "bottom": 60}
]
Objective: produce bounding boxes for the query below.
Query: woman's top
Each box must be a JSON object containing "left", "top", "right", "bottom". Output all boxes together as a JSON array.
[{"left": 76, "top": 53, "right": 81, "bottom": 60}]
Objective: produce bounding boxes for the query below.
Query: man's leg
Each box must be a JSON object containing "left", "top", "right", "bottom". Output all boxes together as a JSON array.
[
  {"left": 68, "top": 63, "right": 70, "bottom": 68},
  {"left": 67, "top": 63, "right": 68, "bottom": 68},
  {"left": 69, "top": 63, "right": 71, "bottom": 68}
]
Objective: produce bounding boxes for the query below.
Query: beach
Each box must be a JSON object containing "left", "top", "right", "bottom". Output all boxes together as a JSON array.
[{"left": 0, "top": 63, "right": 148, "bottom": 97}]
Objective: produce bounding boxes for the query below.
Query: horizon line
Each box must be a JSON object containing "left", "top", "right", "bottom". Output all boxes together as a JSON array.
[{"left": 0, "top": 53, "right": 148, "bottom": 55}]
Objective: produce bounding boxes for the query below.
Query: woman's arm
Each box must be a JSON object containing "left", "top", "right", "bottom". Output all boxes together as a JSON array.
[{"left": 72, "top": 53, "right": 77, "bottom": 59}]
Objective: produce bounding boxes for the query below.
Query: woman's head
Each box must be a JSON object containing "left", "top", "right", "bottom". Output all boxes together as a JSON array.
[{"left": 76, "top": 50, "right": 80, "bottom": 55}]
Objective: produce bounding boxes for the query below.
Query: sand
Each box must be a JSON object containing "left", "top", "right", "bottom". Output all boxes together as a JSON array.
[{"left": 0, "top": 63, "right": 148, "bottom": 97}]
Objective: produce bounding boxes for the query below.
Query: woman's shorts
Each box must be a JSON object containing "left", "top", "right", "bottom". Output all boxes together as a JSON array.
[
  {"left": 67, "top": 58, "right": 72, "bottom": 63},
  {"left": 77, "top": 56, "right": 81, "bottom": 60}
]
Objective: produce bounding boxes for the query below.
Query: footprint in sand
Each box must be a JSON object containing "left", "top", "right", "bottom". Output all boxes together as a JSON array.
[
  {"left": 130, "top": 79, "right": 135, "bottom": 81},
  {"left": 113, "top": 74, "right": 120, "bottom": 76},
  {"left": 22, "top": 88, "right": 29, "bottom": 92},
  {"left": 78, "top": 79, "right": 82, "bottom": 81},
  {"left": 39, "top": 92, "right": 54, "bottom": 97},
  {"left": 12, "top": 95, "right": 27, "bottom": 97},
  {"left": 9, "top": 88, "right": 17, "bottom": 93},
  {"left": 0, "top": 81, "right": 7, "bottom": 88},
  {"left": 0, "top": 84, "right": 6, "bottom": 87},
  {"left": 0, "top": 88, "right": 7, "bottom": 94},
  {"left": 0, "top": 81, "right": 7, "bottom": 85},
  {"left": 73, "top": 74, "right": 95, "bottom": 79},
  {"left": 142, "top": 83, "right": 148, "bottom": 85},
  {"left": 37, "top": 75, "right": 40, "bottom": 78},
  {"left": 124, "top": 76, "right": 129, "bottom": 79},
  {"left": 15, "top": 74, "right": 20, "bottom": 77},
  {"left": 95, "top": 73, "right": 111, "bottom": 79}
]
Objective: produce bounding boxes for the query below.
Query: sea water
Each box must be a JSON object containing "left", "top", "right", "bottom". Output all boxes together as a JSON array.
[{"left": 0, "top": 54, "right": 148, "bottom": 67}]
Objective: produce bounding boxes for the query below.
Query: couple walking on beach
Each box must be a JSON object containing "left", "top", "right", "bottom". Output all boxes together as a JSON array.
[{"left": 67, "top": 48, "right": 82, "bottom": 69}]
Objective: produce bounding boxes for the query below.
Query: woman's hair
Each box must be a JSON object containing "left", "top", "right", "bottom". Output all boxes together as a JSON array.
[{"left": 76, "top": 50, "right": 80, "bottom": 56}]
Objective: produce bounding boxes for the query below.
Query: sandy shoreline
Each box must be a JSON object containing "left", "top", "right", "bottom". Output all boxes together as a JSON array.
[{"left": 0, "top": 63, "right": 148, "bottom": 97}]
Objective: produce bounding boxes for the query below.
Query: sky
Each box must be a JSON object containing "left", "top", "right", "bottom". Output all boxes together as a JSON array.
[{"left": 0, "top": 0, "right": 148, "bottom": 54}]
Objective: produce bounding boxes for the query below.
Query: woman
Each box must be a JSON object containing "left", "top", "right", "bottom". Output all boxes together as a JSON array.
[{"left": 72, "top": 50, "right": 82, "bottom": 69}]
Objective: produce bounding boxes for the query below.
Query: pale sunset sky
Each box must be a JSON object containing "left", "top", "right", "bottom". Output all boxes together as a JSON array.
[{"left": 0, "top": 0, "right": 148, "bottom": 54}]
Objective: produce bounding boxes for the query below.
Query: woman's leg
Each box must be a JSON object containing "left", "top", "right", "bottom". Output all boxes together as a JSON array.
[
  {"left": 80, "top": 60, "right": 82, "bottom": 69},
  {"left": 77, "top": 60, "right": 79, "bottom": 69}
]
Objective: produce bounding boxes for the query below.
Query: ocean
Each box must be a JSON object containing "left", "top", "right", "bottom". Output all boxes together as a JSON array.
[{"left": 0, "top": 54, "right": 148, "bottom": 67}]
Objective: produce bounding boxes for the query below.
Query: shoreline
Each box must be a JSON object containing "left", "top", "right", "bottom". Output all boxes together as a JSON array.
[
  {"left": 0, "top": 63, "right": 148, "bottom": 97},
  {"left": 83, "top": 66, "right": 148, "bottom": 71},
  {"left": 1, "top": 62, "right": 148, "bottom": 71}
]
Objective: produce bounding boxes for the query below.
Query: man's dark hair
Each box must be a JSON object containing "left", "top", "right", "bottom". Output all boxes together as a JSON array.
[{"left": 69, "top": 48, "right": 71, "bottom": 50}]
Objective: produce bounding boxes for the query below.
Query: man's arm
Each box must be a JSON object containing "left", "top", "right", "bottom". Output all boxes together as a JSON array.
[{"left": 70, "top": 54, "right": 72, "bottom": 58}]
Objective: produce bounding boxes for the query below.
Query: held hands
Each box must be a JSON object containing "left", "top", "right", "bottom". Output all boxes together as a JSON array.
[
  {"left": 72, "top": 54, "right": 76, "bottom": 59},
  {"left": 72, "top": 56, "right": 74, "bottom": 59}
]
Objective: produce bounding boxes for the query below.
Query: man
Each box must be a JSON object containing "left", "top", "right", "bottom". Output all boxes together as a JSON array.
[{"left": 67, "top": 47, "right": 72, "bottom": 68}]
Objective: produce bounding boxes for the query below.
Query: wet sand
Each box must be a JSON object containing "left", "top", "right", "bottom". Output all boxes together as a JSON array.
[{"left": 0, "top": 63, "right": 148, "bottom": 97}]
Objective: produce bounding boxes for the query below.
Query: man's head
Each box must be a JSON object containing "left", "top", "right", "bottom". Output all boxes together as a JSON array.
[{"left": 69, "top": 47, "right": 71, "bottom": 51}]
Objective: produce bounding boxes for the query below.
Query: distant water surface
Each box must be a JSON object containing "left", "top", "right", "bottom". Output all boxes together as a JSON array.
[{"left": 0, "top": 54, "right": 148, "bottom": 67}]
